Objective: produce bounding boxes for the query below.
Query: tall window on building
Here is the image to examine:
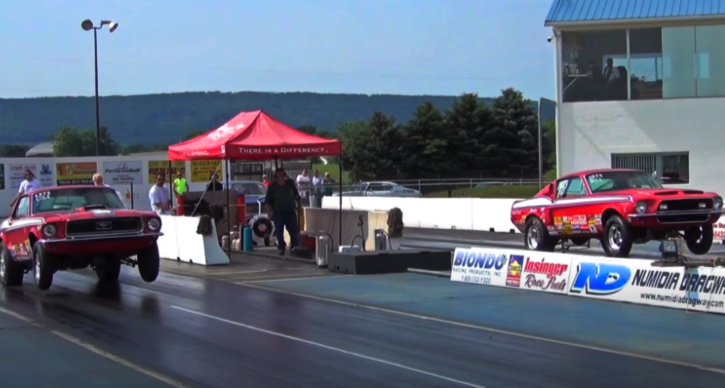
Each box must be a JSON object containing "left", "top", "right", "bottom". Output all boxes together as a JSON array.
[
  {"left": 560, "top": 30, "right": 627, "bottom": 103},
  {"left": 611, "top": 152, "right": 689, "bottom": 184},
  {"left": 562, "top": 24, "right": 725, "bottom": 102}
]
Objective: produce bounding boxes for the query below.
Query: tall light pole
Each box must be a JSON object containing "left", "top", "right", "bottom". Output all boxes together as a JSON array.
[
  {"left": 538, "top": 97, "right": 556, "bottom": 190},
  {"left": 81, "top": 19, "right": 119, "bottom": 156}
]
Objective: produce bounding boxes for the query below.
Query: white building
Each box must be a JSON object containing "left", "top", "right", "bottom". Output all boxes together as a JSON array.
[{"left": 547, "top": 0, "right": 725, "bottom": 194}]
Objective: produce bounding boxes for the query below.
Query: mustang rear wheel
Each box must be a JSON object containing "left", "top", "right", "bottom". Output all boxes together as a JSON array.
[
  {"left": 524, "top": 217, "right": 557, "bottom": 252},
  {"left": 684, "top": 225, "right": 714, "bottom": 255},
  {"left": 601, "top": 215, "right": 633, "bottom": 257},
  {"left": 0, "top": 243, "right": 23, "bottom": 287},
  {"left": 32, "top": 243, "right": 54, "bottom": 291},
  {"left": 95, "top": 258, "right": 121, "bottom": 282},
  {"left": 137, "top": 243, "right": 160, "bottom": 283}
]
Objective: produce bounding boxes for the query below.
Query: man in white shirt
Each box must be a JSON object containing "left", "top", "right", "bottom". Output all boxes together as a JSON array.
[
  {"left": 311, "top": 170, "right": 323, "bottom": 207},
  {"left": 10, "top": 169, "right": 41, "bottom": 207},
  {"left": 149, "top": 173, "right": 173, "bottom": 215},
  {"left": 92, "top": 173, "right": 112, "bottom": 187},
  {"left": 296, "top": 169, "right": 311, "bottom": 204}
]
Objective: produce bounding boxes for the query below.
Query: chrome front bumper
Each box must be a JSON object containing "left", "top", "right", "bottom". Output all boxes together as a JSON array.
[
  {"left": 629, "top": 209, "right": 723, "bottom": 218},
  {"left": 42, "top": 232, "right": 163, "bottom": 243}
]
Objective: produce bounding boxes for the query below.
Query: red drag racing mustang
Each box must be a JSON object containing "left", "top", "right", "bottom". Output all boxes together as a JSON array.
[
  {"left": 0, "top": 185, "right": 163, "bottom": 290},
  {"left": 510, "top": 169, "right": 723, "bottom": 257}
]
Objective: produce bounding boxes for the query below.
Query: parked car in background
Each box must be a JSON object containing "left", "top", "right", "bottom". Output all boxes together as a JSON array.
[
  {"left": 510, "top": 169, "right": 722, "bottom": 257},
  {"left": 333, "top": 181, "right": 422, "bottom": 198},
  {"left": 0, "top": 186, "right": 162, "bottom": 290}
]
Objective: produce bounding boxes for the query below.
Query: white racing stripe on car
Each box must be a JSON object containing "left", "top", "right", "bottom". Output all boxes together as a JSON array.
[{"left": 512, "top": 196, "right": 631, "bottom": 209}]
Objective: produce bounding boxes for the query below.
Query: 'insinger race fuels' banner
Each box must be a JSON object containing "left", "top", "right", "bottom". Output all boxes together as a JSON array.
[{"left": 451, "top": 247, "right": 725, "bottom": 315}]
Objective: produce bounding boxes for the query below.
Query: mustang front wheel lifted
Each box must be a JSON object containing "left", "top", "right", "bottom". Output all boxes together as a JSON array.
[
  {"left": 601, "top": 215, "right": 633, "bottom": 257},
  {"left": 684, "top": 225, "right": 714, "bottom": 255},
  {"left": 32, "top": 243, "right": 54, "bottom": 291},
  {"left": 524, "top": 217, "right": 557, "bottom": 252},
  {"left": 137, "top": 243, "right": 160, "bottom": 283}
]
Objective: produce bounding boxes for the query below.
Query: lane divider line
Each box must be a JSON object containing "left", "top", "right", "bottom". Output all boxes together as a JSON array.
[
  {"left": 170, "top": 305, "right": 486, "bottom": 388},
  {"left": 239, "top": 274, "right": 354, "bottom": 284},
  {"left": 0, "top": 305, "right": 192, "bottom": 388},
  {"left": 237, "top": 282, "right": 725, "bottom": 375}
]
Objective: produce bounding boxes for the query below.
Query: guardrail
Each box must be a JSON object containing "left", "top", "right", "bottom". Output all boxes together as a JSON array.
[{"left": 451, "top": 247, "right": 725, "bottom": 315}]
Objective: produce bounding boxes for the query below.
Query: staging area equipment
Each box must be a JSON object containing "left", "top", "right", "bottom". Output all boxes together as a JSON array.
[{"left": 652, "top": 236, "right": 725, "bottom": 268}]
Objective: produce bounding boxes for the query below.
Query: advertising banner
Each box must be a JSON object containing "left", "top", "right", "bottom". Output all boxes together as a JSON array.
[
  {"left": 567, "top": 256, "right": 725, "bottom": 314},
  {"left": 504, "top": 254, "right": 572, "bottom": 294},
  {"left": 103, "top": 161, "right": 143, "bottom": 185},
  {"left": 451, "top": 247, "right": 509, "bottom": 287},
  {"left": 190, "top": 160, "right": 222, "bottom": 183},
  {"left": 148, "top": 161, "right": 185, "bottom": 184},
  {"left": 56, "top": 162, "right": 97, "bottom": 186},
  {"left": 7, "top": 163, "right": 53, "bottom": 188}
]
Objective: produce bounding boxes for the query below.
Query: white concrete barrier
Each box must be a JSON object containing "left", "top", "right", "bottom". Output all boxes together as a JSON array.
[
  {"left": 157, "top": 215, "right": 230, "bottom": 266},
  {"left": 322, "top": 196, "right": 519, "bottom": 233},
  {"left": 323, "top": 196, "right": 725, "bottom": 242},
  {"left": 451, "top": 246, "right": 725, "bottom": 315}
]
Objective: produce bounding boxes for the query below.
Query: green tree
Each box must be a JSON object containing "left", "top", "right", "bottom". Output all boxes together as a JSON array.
[
  {"left": 338, "top": 113, "right": 402, "bottom": 180},
  {"left": 400, "top": 102, "right": 451, "bottom": 178},
  {"left": 490, "top": 88, "right": 539, "bottom": 177},
  {"left": 444, "top": 93, "right": 489, "bottom": 172},
  {"left": 51, "top": 126, "right": 118, "bottom": 157},
  {"left": 298, "top": 125, "right": 317, "bottom": 135},
  {"left": 542, "top": 119, "right": 556, "bottom": 176},
  {"left": 0, "top": 144, "right": 31, "bottom": 157}
]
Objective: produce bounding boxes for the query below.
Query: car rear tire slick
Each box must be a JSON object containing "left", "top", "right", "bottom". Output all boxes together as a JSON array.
[
  {"left": 32, "top": 244, "right": 54, "bottom": 291},
  {"left": 0, "top": 243, "right": 23, "bottom": 287},
  {"left": 684, "top": 224, "right": 714, "bottom": 255},
  {"left": 601, "top": 215, "right": 633, "bottom": 257},
  {"left": 95, "top": 259, "right": 121, "bottom": 282},
  {"left": 137, "top": 243, "right": 160, "bottom": 283}
]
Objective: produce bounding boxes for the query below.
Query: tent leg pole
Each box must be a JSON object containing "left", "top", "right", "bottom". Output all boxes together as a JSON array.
[
  {"left": 226, "top": 158, "right": 231, "bottom": 258},
  {"left": 338, "top": 164, "right": 342, "bottom": 250}
]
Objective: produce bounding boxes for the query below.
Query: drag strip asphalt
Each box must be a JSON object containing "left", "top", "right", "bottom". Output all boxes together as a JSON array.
[
  {"left": 1, "top": 265, "right": 725, "bottom": 388},
  {"left": 400, "top": 227, "right": 725, "bottom": 258}
]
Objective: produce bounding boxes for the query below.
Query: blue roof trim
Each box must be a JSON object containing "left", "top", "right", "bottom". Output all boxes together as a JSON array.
[{"left": 545, "top": 0, "right": 725, "bottom": 25}]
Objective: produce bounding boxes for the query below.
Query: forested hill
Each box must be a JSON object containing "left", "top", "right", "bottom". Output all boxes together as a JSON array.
[{"left": 0, "top": 91, "right": 555, "bottom": 146}]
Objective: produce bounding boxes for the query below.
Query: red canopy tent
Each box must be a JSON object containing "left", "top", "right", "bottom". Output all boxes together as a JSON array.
[
  {"left": 169, "top": 110, "right": 341, "bottom": 161},
  {"left": 168, "top": 110, "right": 344, "bottom": 257}
]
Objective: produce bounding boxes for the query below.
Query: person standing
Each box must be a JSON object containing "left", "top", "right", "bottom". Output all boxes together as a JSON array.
[
  {"left": 295, "top": 168, "right": 311, "bottom": 205},
  {"left": 10, "top": 169, "right": 41, "bottom": 207},
  {"left": 321, "top": 172, "right": 335, "bottom": 198},
  {"left": 149, "top": 173, "right": 173, "bottom": 215},
  {"left": 206, "top": 173, "right": 224, "bottom": 192},
  {"left": 173, "top": 171, "right": 189, "bottom": 196},
  {"left": 311, "top": 170, "right": 323, "bottom": 207},
  {"left": 262, "top": 174, "right": 271, "bottom": 187},
  {"left": 92, "top": 173, "right": 112, "bottom": 187},
  {"left": 265, "top": 168, "right": 302, "bottom": 255}
]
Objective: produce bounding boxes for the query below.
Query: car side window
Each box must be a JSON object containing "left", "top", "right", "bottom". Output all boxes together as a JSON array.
[
  {"left": 564, "top": 177, "right": 587, "bottom": 197},
  {"left": 380, "top": 184, "right": 394, "bottom": 191},
  {"left": 14, "top": 196, "right": 30, "bottom": 219},
  {"left": 367, "top": 183, "right": 383, "bottom": 191}
]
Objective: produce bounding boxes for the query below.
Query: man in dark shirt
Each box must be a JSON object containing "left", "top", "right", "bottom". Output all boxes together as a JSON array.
[
  {"left": 265, "top": 168, "right": 302, "bottom": 254},
  {"left": 206, "top": 173, "right": 224, "bottom": 192}
]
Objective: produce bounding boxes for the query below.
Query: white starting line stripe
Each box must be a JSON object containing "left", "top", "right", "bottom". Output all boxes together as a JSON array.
[{"left": 170, "top": 305, "right": 486, "bottom": 388}]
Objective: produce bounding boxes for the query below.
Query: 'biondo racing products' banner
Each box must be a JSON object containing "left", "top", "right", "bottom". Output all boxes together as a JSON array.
[
  {"left": 567, "top": 256, "right": 725, "bottom": 314},
  {"left": 451, "top": 248, "right": 509, "bottom": 286},
  {"left": 147, "top": 161, "right": 186, "bottom": 184},
  {"left": 505, "top": 254, "right": 572, "bottom": 294},
  {"left": 56, "top": 162, "right": 97, "bottom": 186},
  {"left": 103, "top": 161, "right": 143, "bottom": 185},
  {"left": 190, "top": 160, "right": 222, "bottom": 183}
]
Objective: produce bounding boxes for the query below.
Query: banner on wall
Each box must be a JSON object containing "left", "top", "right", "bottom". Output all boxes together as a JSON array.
[
  {"left": 103, "top": 161, "right": 143, "bottom": 184},
  {"left": 56, "top": 162, "right": 97, "bottom": 186},
  {"left": 148, "top": 161, "right": 185, "bottom": 184},
  {"left": 190, "top": 160, "right": 222, "bottom": 183},
  {"left": 37, "top": 163, "right": 54, "bottom": 187},
  {"left": 7, "top": 163, "right": 51, "bottom": 188}
]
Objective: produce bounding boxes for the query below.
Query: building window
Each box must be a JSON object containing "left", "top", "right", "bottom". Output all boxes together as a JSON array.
[
  {"left": 611, "top": 152, "right": 689, "bottom": 184},
  {"left": 560, "top": 30, "right": 628, "bottom": 103},
  {"left": 561, "top": 24, "right": 725, "bottom": 102}
]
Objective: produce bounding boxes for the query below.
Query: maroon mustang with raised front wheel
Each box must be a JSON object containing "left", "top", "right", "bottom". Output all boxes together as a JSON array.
[
  {"left": 510, "top": 169, "right": 723, "bottom": 258},
  {"left": 0, "top": 185, "right": 163, "bottom": 290}
]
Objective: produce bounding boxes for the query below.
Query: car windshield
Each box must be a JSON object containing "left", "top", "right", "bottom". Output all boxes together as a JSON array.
[
  {"left": 230, "top": 182, "right": 266, "bottom": 195},
  {"left": 32, "top": 187, "right": 128, "bottom": 214},
  {"left": 586, "top": 171, "right": 663, "bottom": 193}
]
